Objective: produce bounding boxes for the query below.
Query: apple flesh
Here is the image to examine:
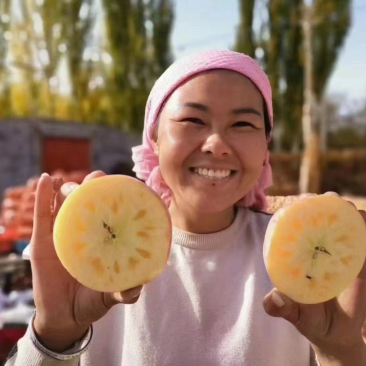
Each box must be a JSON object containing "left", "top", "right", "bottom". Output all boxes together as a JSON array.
[
  {"left": 54, "top": 175, "right": 172, "bottom": 292},
  {"left": 264, "top": 195, "right": 366, "bottom": 304}
]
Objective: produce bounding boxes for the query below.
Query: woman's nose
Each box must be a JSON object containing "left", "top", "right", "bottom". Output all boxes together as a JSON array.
[{"left": 201, "top": 133, "right": 232, "bottom": 157}]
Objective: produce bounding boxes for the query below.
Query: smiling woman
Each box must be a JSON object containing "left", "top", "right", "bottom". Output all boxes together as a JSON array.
[
  {"left": 8, "top": 49, "right": 366, "bottom": 366},
  {"left": 152, "top": 70, "right": 268, "bottom": 233}
]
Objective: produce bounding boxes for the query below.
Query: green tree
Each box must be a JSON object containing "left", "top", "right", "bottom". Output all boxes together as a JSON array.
[
  {"left": 235, "top": 0, "right": 255, "bottom": 57},
  {"left": 235, "top": 0, "right": 351, "bottom": 153},
  {"left": 151, "top": 0, "right": 174, "bottom": 75},
  {"left": 0, "top": 0, "right": 12, "bottom": 118},
  {"left": 313, "top": 0, "right": 351, "bottom": 102},
  {"left": 8, "top": 0, "right": 96, "bottom": 120},
  {"left": 60, "top": 0, "right": 96, "bottom": 121},
  {"left": 236, "top": 0, "right": 304, "bottom": 151},
  {"left": 103, "top": 0, "right": 174, "bottom": 131},
  {"left": 21, "top": 0, "right": 66, "bottom": 115},
  {"left": 312, "top": 0, "right": 351, "bottom": 148}
]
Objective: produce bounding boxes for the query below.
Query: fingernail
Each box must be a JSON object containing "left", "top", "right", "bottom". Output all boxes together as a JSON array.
[
  {"left": 299, "top": 193, "right": 317, "bottom": 200},
  {"left": 272, "top": 291, "right": 286, "bottom": 308},
  {"left": 61, "top": 183, "right": 79, "bottom": 196},
  {"left": 323, "top": 191, "right": 339, "bottom": 197},
  {"left": 41, "top": 173, "right": 50, "bottom": 178}
]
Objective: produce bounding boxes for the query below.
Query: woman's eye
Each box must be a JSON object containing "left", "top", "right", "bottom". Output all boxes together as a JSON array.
[
  {"left": 183, "top": 118, "right": 204, "bottom": 125},
  {"left": 233, "top": 121, "right": 255, "bottom": 128}
]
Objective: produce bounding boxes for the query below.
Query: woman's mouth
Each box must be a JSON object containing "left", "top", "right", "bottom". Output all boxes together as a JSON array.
[{"left": 189, "top": 167, "right": 236, "bottom": 180}]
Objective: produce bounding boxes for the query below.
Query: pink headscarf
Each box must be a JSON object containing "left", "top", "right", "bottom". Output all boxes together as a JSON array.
[{"left": 132, "top": 49, "right": 273, "bottom": 210}]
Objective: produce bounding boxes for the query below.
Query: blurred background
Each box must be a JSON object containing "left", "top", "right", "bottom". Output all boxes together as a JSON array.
[{"left": 0, "top": 0, "right": 365, "bottom": 362}]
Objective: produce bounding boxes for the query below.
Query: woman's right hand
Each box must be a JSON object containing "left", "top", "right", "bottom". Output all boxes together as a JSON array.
[{"left": 30, "top": 171, "right": 143, "bottom": 352}]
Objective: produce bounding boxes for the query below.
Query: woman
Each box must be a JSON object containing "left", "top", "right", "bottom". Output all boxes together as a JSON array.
[{"left": 6, "top": 50, "right": 366, "bottom": 366}]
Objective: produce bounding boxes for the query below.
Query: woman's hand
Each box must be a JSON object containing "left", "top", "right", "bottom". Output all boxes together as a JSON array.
[
  {"left": 31, "top": 171, "right": 143, "bottom": 352},
  {"left": 263, "top": 209, "right": 366, "bottom": 366}
]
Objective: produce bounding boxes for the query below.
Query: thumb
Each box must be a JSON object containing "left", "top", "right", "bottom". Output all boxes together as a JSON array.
[
  {"left": 103, "top": 286, "right": 143, "bottom": 308},
  {"left": 263, "top": 289, "right": 301, "bottom": 326}
]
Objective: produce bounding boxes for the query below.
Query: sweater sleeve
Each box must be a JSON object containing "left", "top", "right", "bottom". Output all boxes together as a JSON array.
[{"left": 5, "top": 312, "right": 92, "bottom": 366}]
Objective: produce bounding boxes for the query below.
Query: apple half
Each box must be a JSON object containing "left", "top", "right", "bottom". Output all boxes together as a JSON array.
[
  {"left": 54, "top": 175, "right": 172, "bottom": 292},
  {"left": 264, "top": 195, "right": 366, "bottom": 304}
]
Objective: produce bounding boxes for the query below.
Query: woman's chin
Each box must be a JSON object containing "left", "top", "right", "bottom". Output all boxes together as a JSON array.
[{"left": 186, "top": 194, "right": 237, "bottom": 214}]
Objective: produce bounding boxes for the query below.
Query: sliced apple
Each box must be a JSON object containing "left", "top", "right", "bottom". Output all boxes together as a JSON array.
[
  {"left": 54, "top": 175, "right": 172, "bottom": 292},
  {"left": 264, "top": 195, "right": 366, "bottom": 304}
]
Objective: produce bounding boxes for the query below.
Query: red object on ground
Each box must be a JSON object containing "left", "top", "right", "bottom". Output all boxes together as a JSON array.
[
  {"left": 0, "top": 327, "right": 27, "bottom": 362},
  {"left": 0, "top": 170, "right": 88, "bottom": 251},
  {"left": 0, "top": 226, "right": 17, "bottom": 253}
]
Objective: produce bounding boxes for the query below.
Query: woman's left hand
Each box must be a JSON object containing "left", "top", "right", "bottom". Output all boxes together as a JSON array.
[{"left": 263, "top": 209, "right": 366, "bottom": 365}]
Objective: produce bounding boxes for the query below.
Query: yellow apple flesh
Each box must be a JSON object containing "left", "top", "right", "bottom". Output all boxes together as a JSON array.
[
  {"left": 264, "top": 195, "right": 366, "bottom": 304},
  {"left": 54, "top": 175, "right": 172, "bottom": 292}
]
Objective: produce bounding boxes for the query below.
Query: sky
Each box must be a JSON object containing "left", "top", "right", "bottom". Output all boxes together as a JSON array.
[
  {"left": 11, "top": 0, "right": 365, "bottom": 103},
  {"left": 171, "top": 0, "right": 366, "bottom": 102}
]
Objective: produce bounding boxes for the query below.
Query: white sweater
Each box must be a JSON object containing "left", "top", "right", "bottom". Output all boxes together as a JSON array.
[{"left": 7, "top": 208, "right": 317, "bottom": 366}]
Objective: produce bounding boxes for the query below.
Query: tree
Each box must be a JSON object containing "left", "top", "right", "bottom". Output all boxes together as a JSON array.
[
  {"left": 300, "top": 0, "right": 351, "bottom": 193},
  {"left": 0, "top": 0, "right": 12, "bottom": 118},
  {"left": 235, "top": 0, "right": 255, "bottom": 57},
  {"left": 235, "top": 0, "right": 304, "bottom": 152},
  {"left": 313, "top": 0, "right": 351, "bottom": 103},
  {"left": 151, "top": 0, "right": 174, "bottom": 75},
  {"left": 235, "top": 0, "right": 352, "bottom": 193},
  {"left": 312, "top": 0, "right": 351, "bottom": 150},
  {"left": 7, "top": 0, "right": 96, "bottom": 120},
  {"left": 60, "top": 0, "right": 96, "bottom": 121},
  {"left": 103, "top": 0, "right": 174, "bottom": 131},
  {"left": 0, "top": 0, "right": 173, "bottom": 129},
  {"left": 21, "top": 0, "right": 66, "bottom": 115}
]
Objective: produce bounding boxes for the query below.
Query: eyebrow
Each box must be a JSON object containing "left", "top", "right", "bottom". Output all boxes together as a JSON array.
[
  {"left": 232, "top": 107, "right": 262, "bottom": 117},
  {"left": 183, "top": 102, "right": 209, "bottom": 112},
  {"left": 182, "top": 102, "right": 262, "bottom": 117}
]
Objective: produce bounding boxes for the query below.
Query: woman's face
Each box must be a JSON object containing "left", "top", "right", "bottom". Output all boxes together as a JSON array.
[{"left": 154, "top": 70, "right": 268, "bottom": 214}]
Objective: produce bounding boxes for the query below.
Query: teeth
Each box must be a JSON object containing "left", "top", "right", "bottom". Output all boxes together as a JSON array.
[{"left": 193, "top": 168, "right": 232, "bottom": 179}]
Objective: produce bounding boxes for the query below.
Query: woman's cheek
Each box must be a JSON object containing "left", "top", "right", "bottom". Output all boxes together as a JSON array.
[{"left": 235, "top": 134, "right": 267, "bottom": 169}]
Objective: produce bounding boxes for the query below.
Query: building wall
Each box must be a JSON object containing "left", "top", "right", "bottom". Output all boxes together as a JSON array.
[{"left": 0, "top": 118, "right": 141, "bottom": 200}]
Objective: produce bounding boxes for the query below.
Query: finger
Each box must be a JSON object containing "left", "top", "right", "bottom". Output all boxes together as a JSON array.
[
  {"left": 323, "top": 191, "right": 339, "bottom": 197},
  {"left": 357, "top": 211, "right": 366, "bottom": 280},
  {"left": 61, "top": 182, "right": 80, "bottom": 197},
  {"left": 119, "top": 285, "right": 144, "bottom": 304},
  {"left": 53, "top": 170, "right": 105, "bottom": 219},
  {"left": 263, "top": 289, "right": 301, "bottom": 326},
  {"left": 337, "top": 261, "right": 366, "bottom": 327},
  {"left": 334, "top": 210, "right": 366, "bottom": 326},
  {"left": 31, "top": 174, "right": 58, "bottom": 259},
  {"left": 323, "top": 191, "right": 358, "bottom": 211},
  {"left": 82, "top": 170, "right": 106, "bottom": 184},
  {"left": 32, "top": 173, "right": 54, "bottom": 240},
  {"left": 53, "top": 182, "right": 79, "bottom": 220},
  {"left": 359, "top": 210, "right": 366, "bottom": 224},
  {"left": 299, "top": 193, "right": 318, "bottom": 200},
  {"left": 103, "top": 286, "right": 143, "bottom": 308}
]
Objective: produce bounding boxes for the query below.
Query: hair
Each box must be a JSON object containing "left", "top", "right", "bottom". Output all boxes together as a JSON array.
[{"left": 263, "top": 100, "right": 271, "bottom": 139}]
